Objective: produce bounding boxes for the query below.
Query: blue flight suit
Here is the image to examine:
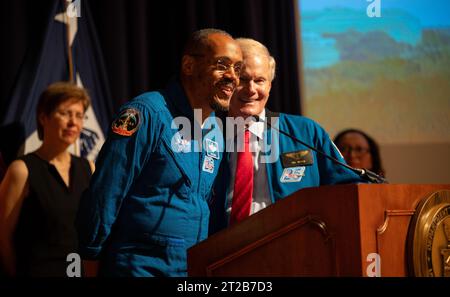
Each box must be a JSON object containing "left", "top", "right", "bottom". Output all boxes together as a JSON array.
[
  {"left": 76, "top": 80, "right": 223, "bottom": 276},
  {"left": 209, "top": 110, "right": 366, "bottom": 234}
]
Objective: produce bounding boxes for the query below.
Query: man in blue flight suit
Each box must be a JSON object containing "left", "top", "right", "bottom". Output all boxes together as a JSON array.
[
  {"left": 209, "top": 38, "right": 365, "bottom": 233},
  {"left": 76, "top": 29, "right": 243, "bottom": 276}
]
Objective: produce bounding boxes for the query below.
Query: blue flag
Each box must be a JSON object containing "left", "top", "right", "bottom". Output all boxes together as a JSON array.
[{"left": 1, "top": 0, "right": 112, "bottom": 161}]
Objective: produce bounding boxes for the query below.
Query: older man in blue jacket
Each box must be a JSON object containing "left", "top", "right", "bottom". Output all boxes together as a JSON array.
[
  {"left": 76, "top": 29, "right": 243, "bottom": 276},
  {"left": 209, "top": 38, "right": 365, "bottom": 234}
]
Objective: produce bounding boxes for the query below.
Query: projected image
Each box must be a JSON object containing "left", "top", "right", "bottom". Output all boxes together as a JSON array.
[{"left": 299, "top": 0, "right": 450, "bottom": 143}]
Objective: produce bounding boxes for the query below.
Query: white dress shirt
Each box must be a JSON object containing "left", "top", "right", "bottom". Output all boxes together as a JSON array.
[{"left": 226, "top": 110, "right": 272, "bottom": 221}]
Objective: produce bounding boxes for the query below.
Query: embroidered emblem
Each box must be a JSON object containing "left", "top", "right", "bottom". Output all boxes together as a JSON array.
[
  {"left": 171, "top": 132, "right": 191, "bottom": 153},
  {"left": 202, "top": 156, "right": 215, "bottom": 173},
  {"left": 280, "top": 166, "right": 306, "bottom": 183},
  {"left": 205, "top": 138, "right": 219, "bottom": 159},
  {"left": 111, "top": 108, "right": 140, "bottom": 136}
]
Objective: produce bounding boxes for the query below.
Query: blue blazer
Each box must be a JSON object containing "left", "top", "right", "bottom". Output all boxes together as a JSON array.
[{"left": 209, "top": 110, "right": 365, "bottom": 235}]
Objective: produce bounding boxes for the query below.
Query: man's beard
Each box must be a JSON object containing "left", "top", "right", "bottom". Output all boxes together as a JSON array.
[
  {"left": 210, "top": 78, "right": 235, "bottom": 112},
  {"left": 209, "top": 96, "right": 230, "bottom": 112}
]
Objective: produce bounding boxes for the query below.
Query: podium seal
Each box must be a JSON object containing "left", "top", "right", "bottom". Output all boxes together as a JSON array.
[{"left": 407, "top": 190, "right": 450, "bottom": 277}]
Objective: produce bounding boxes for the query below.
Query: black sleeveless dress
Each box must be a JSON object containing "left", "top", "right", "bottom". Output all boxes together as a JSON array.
[{"left": 14, "top": 153, "right": 92, "bottom": 276}]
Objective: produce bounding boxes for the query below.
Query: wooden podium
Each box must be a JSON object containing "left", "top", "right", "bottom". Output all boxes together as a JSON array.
[{"left": 188, "top": 184, "right": 450, "bottom": 276}]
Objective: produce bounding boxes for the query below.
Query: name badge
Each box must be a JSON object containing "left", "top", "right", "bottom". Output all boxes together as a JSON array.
[
  {"left": 281, "top": 150, "right": 313, "bottom": 168},
  {"left": 280, "top": 167, "right": 306, "bottom": 183}
]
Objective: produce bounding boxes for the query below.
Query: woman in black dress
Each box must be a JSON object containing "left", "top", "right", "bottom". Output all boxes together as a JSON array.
[{"left": 0, "top": 82, "right": 94, "bottom": 276}]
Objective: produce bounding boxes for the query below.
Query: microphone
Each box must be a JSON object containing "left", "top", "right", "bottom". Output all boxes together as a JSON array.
[{"left": 253, "top": 115, "right": 388, "bottom": 184}]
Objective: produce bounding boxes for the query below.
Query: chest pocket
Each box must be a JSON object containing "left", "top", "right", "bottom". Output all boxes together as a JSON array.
[
  {"left": 161, "top": 136, "right": 193, "bottom": 186},
  {"left": 135, "top": 131, "right": 194, "bottom": 197}
]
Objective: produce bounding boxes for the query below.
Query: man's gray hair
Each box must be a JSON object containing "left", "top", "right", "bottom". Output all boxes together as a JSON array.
[{"left": 236, "top": 38, "right": 276, "bottom": 81}]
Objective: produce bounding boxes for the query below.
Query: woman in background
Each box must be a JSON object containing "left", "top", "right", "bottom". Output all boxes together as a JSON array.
[
  {"left": 0, "top": 82, "right": 94, "bottom": 276},
  {"left": 334, "top": 128, "right": 385, "bottom": 177}
]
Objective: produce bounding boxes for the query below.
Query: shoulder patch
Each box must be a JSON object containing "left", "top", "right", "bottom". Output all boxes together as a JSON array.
[{"left": 111, "top": 108, "right": 140, "bottom": 136}]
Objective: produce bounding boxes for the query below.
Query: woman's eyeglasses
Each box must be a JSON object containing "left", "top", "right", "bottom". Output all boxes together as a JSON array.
[
  {"left": 55, "top": 110, "right": 88, "bottom": 122},
  {"left": 339, "top": 146, "right": 370, "bottom": 156}
]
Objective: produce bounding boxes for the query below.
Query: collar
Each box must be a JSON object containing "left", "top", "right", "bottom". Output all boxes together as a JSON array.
[
  {"left": 225, "top": 109, "right": 266, "bottom": 141},
  {"left": 247, "top": 109, "right": 265, "bottom": 140},
  {"left": 164, "top": 77, "right": 194, "bottom": 120},
  {"left": 165, "top": 77, "right": 218, "bottom": 135}
]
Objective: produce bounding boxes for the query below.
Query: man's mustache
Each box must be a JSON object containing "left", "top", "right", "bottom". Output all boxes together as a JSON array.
[{"left": 216, "top": 78, "right": 236, "bottom": 89}]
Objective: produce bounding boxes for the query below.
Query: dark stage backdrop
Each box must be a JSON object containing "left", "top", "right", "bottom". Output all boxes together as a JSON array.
[{"left": 1, "top": 0, "right": 301, "bottom": 122}]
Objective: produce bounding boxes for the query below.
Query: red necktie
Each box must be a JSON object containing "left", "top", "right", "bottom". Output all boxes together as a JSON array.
[{"left": 230, "top": 129, "right": 253, "bottom": 225}]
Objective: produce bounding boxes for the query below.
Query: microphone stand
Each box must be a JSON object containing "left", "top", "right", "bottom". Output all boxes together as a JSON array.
[{"left": 254, "top": 116, "right": 388, "bottom": 184}]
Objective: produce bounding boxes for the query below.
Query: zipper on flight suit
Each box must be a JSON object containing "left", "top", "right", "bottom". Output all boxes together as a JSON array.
[{"left": 195, "top": 139, "right": 205, "bottom": 243}]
